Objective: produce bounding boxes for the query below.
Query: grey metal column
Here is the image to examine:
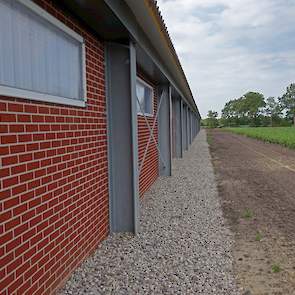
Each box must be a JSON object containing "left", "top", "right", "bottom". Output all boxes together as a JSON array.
[
  {"left": 105, "top": 41, "right": 139, "bottom": 234},
  {"left": 158, "top": 85, "right": 172, "bottom": 176},
  {"left": 194, "top": 114, "right": 197, "bottom": 138},
  {"left": 186, "top": 106, "right": 189, "bottom": 149},
  {"left": 182, "top": 102, "right": 188, "bottom": 151},
  {"left": 192, "top": 114, "right": 195, "bottom": 139},
  {"left": 189, "top": 110, "right": 192, "bottom": 145},
  {"left": 171, "top": 96, "right": 176, "bottom": 159},
  {"left": 179, "top": 98, "right": 184, "bottom": 157},
  {"left": 184, "top": 104, "right": 186, "bottom": 150},
  {"left": 191, "top": 111, "right": 194, "bottom": 143},
  {"left": 195, "top": 115, "right": 197, "bottom": 136},
  {"left": 187, "top": 109, "right": 190, "bottom": 145},
  {"left": 192, "top": 113, "right": 194, "bottom": 140},
  {"left": 175, "top": 97, "right": 183, "bottom": 158}
]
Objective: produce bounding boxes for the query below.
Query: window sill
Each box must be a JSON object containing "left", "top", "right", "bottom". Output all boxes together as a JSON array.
[
  {"left": 0, "top": 85, "right": 86, "bottom": 108},
  {"left": 137, "top": 112, "right": 154, "bottom": 118}
]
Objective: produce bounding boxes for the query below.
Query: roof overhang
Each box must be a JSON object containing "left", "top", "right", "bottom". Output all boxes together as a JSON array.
[{"left": 56, "top": 0, "right": 200, "bottom": 118}]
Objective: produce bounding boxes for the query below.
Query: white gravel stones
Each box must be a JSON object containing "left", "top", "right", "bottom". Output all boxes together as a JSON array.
[{"left": 59, "top": 130, "right": 239, "bottom": 295}]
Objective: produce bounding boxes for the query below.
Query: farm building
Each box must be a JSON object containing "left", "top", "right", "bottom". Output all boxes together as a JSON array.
[{"left": 0, "top": 0, "right": 201, "bottom": 294}]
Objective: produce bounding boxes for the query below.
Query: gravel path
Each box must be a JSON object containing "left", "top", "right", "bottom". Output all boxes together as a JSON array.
[{"left": 59, "top": 130, "right": 239, "bottom": 295}]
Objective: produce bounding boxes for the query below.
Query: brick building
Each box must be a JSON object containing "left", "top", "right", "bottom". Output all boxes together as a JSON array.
[{"left": 0, "top": 0, "right": 201, "bottom": 294}]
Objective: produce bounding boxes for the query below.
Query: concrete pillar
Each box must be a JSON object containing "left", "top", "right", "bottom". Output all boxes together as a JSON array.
[{"left": 105, "top": 41, "right": 139, "bottom": 233}]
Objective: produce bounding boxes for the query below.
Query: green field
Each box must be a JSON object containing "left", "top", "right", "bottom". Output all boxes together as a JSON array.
[{"left": 225, "top": 127, "right": 295, "bottom": 149}]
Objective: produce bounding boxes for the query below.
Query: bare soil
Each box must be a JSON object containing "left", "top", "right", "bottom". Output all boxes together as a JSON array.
[{"left": 208, "top": 129, "right": 295, "bottom": 295}]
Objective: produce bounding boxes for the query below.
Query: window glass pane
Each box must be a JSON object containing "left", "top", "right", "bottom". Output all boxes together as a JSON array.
[
  {"left": 0, "top": 0, "right": 83, "bottom": 101},
  {"left": 136, "top": 79, "right": 153, "bottom": 115},
  {"left": 144, "top": 87, "right": 152, "bottom": 114},
  {"left": 136, "top": 81, "right": 145, "bottom": 113}
]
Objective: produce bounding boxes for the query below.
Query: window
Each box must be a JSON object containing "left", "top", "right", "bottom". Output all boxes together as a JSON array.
[
  {"left": 0, "top": 0, "right": 86, "bottom": 107},
  {"left": 136, "top": 78, "right": 153, "bottom": 116}
]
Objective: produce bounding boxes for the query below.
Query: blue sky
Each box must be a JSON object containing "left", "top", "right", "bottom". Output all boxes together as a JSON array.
[{"left": 157, "top": 0, "right": 295, "bottom": 117}]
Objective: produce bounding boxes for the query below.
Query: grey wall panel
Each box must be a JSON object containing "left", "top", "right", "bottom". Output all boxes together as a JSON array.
[
  {"left": 158, "top": 85, "right": 172, "bottom": 176},
  {"left": 106, "top": 42, "right": 139, "bottom": 233}
]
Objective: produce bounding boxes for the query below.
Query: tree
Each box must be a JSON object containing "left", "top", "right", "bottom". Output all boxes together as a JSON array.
[
  {"left": 206, "top": 110, "right": 219, "bottom": 128},
  {"left": 243, "top": 92, "right": 265, "bottom": 118},
  {"left": 265, "top": 97, "right": 282, "bottom": 126},
  {"left": 279, "top": 83, "right": 295, "bottom": 126},
  {"left": 221, "top": 92, "right": 265, "bottom": 127},
  {"left": 242, "top": 92, "right": 265, "bottom": 126},
  {"left": 221, "top": 98, "right": 247, "bottom": 126},
  {"left": 221, "top": 100, "right": 236, "bottom": 125}
]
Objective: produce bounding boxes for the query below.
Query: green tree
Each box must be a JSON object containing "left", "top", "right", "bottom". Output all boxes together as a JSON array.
[
  {"left": 221, "top": 100, "right": 235, "bottom": 126},
  {"left": 221, "top": 99, "right": 245, "bottom": 126},
  {"left": 221, "top": 93, "right": 265, "bottom": 127},
  {"left": 279, "top": 83, "right": 295, "bottom": 126},
  {"left": 265, "top": 97, "right": 282, "bottom": 126},
  {"left": 206, "top": 110, "right": 219, "bottom": 128},
  {"left": 242, "top": 92, "right": 265, "bottom": 126}
]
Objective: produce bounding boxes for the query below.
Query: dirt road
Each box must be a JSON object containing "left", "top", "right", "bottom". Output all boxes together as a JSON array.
[{"left": 208, "top": 129, "right": 295, "bottom": 295}]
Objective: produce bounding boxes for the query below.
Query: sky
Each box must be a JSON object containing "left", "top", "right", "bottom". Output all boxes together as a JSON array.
[{"left": 157, "top": 0, "right": 295, "bottom": 118}]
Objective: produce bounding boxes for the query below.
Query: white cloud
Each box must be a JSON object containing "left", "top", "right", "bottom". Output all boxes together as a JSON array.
[{"left": 158, "top": 0, "right": 295, "bottom": 117}]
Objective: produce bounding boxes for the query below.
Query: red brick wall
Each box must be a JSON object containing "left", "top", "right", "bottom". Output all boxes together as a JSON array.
[
  {"left": 137, "top": 75, "right": 159, "bottom": 197},
  {"left": 0, "top": 1, "right": 109, "bottom": 294}
]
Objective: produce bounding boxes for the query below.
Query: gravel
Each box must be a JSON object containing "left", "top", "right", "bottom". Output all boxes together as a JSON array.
[{"left": 59, "top": 130, "right": 240, "bottom": 295}]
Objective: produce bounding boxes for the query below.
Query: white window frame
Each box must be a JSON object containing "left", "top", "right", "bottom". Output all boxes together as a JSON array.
[
  {"left": 0, "top": 0, "right": 87, "bottom": 107},
  {"left": 136, "top": 77, "right": 154, "bottom": 117}
]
